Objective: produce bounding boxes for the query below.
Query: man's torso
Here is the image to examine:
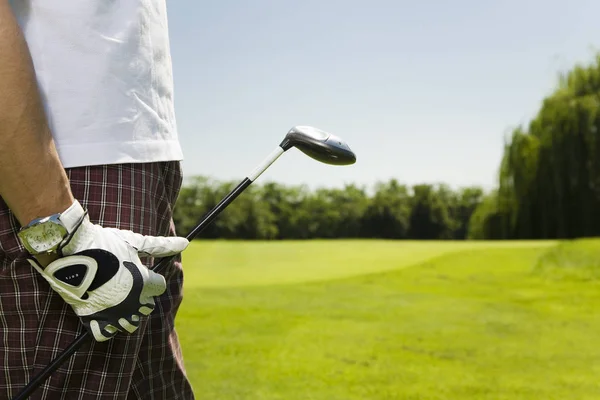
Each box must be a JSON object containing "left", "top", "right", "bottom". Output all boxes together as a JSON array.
[{"left": 9, "top": 0, "right": 184, "bottom": 168}]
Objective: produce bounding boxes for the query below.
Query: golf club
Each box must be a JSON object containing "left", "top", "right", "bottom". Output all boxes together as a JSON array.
[{"left": 11, "top": 125, "right": 356, "bottom": 400}]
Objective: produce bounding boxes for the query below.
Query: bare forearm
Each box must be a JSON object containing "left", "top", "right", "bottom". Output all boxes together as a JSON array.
[{"left": 0, "top": 1, "right": 74, "bottom": 226}]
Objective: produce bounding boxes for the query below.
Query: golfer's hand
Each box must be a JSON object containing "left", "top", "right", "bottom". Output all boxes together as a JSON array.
[{"left": 27, "top": 214, "right": 189, "bottom": 342}]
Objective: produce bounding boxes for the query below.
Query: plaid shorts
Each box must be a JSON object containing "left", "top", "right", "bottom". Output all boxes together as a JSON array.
[{"left": 0, "top": 162, "right": 195, "bottom": 400}]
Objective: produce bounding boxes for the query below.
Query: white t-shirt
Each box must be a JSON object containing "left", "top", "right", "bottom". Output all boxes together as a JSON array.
[{"left": 9, "top": 1, "right": 184, "bottom": 168}]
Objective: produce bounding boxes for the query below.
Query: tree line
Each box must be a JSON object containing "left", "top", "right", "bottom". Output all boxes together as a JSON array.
[
  {"left": 173, "top": 176, "right": 485, "bottom": 240},
  {"left": 174, "top": 53, "right": 600, "bottom": 241},
  {"left": 470, "top": 53, "right": 600, "bottom": 240}
]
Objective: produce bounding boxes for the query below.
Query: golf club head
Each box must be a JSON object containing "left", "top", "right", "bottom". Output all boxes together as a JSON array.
[{"left": 280, "top": 126, "right": 357, "bottom": 166}]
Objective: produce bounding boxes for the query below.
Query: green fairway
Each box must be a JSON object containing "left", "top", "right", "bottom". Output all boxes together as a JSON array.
[
  {"left": 175, "top": 239, "right": 600, "bottom": 399},
  {"left": 180, "top": 239, "right": 556, "bottom": 287}
]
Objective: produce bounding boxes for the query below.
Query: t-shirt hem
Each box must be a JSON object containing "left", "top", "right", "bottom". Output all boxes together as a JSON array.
[{"left": 56, "top": 140, "right": 185, "bottom": 169}]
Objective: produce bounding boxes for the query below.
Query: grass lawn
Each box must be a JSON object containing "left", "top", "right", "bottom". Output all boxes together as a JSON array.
[{"left": 175, "top": 239, "right": 600, "bottom": 399}]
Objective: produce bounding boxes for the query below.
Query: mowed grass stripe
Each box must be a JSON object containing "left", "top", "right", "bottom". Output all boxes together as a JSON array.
[{"left": 180, "top": 239, "right": 557, "bottom": 288}]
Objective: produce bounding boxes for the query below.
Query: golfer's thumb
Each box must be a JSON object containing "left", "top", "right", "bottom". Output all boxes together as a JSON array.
[{"left": 115, "top": 230, "right": 189, "bottom": 257}]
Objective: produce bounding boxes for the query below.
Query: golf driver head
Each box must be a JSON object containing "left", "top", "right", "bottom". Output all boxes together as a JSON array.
[{"left": 280, "top": 126, "right": 357, "bottom": 166}]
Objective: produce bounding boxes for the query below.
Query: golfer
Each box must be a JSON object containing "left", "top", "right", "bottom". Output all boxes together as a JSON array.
[{"left": 0, "top": 1, "right": 195, "bottom": 399}]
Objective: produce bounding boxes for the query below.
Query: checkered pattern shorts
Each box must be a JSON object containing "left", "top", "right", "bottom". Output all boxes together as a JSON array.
[{"left": 0, "top": 162, "right": 195, "bottom": 400}]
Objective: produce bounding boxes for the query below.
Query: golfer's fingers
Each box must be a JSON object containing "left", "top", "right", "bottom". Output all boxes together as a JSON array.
[
  {"left": 118, "top": 316, "right": 140, "bottom": 334},
  {"left": 90, "top": 320, "right": 120, "bottom": 342},
  {"left": 112, "top": 229, "right": 189, "bottom": 257},
  {"left": 138, "top": 295, "right": 157, "bottom": 316},
  {"left": 142, "top": 270, "right": 166, "bottom": 298}
]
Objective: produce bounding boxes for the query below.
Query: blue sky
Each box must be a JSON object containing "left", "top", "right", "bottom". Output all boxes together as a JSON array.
[{"left": 166, "top": 0, "right": 599, "bottom": 192}]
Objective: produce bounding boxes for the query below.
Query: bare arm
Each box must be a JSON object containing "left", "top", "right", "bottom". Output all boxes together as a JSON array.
[{"left": 0, "top": 1, "right": 74, "bottom": 227}]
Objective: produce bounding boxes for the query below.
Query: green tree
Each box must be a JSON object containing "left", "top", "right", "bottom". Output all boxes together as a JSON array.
[
  {"left": 467, "top": 190, "right": 509, "bottom": 240},
  {"left": 174, "top": 176, "right": 485, "bottom": 241},
  {"left": 408, "top": 184, "right": 453, "bottom": 240},
  {"left": 453, "top": 186, "right": 485, "bottom": 239},
  {"left": 360, "top": 179, "right": 412, "bottom": 239},
  {"left": 260, "top": 182, "right": 312, "bottom": 239},
  {"left": 493, "top": 53, "right": 600, "bottom": 240}
]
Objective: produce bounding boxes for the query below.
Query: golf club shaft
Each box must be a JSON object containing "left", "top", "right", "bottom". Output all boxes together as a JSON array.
[{"left": 11, "top": 146, "right": 287, "bottom": 400}]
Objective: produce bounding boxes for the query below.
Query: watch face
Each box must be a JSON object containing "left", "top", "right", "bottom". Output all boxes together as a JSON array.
[{"left": 24, "top": 222, "right": 66, "bottom": 253}]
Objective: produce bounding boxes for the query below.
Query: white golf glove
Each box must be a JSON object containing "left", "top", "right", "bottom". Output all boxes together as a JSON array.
[{"left": 27, "top": 213, "right": 189, "bottom": 342}]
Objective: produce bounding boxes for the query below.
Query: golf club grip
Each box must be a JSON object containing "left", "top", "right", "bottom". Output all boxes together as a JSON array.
[{"left": 11, "top": 178, "right": 255, "bottom": 400}]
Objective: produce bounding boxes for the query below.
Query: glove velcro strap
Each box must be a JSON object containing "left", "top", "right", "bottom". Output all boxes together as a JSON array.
[
  {"left": 59, "top": 200, "right": 87, "bottom": 235},
  {"left": 32, "top": 255, "right": 98, "bottom": 299}
]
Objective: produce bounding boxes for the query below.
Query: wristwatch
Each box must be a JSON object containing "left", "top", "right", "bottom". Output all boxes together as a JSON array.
[{"left": 17, "top": 200, "right": 87, "bottom": 255}]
